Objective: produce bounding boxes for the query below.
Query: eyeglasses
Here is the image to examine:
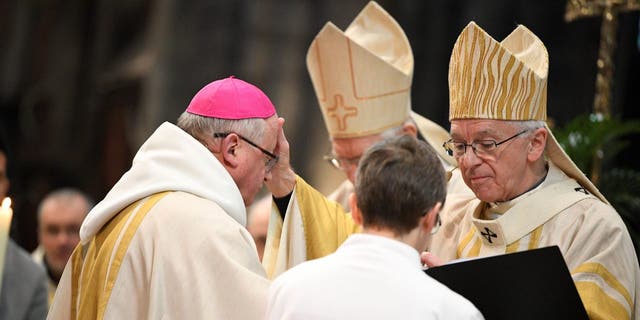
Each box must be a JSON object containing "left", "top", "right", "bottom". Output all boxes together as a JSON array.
[
  {"left": 323, "top": 154, "right": 361, "bottom": 171},
  {"left": 442, "top": 129, "right": 529, "bottom": 159},
  {"left": 214, "top": 132, "right": 279, "bottom": 172}
]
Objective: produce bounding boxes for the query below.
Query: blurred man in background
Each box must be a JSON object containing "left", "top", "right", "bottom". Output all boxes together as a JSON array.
[
  {"left": 246, "top": 194, "right": 271, "bottom": 261},
  {"left": 32, "top": 188, "right": 92, "bottom": 304}
]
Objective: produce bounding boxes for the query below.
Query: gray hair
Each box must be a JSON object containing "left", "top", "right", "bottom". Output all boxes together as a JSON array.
[
  {"left": 510, "top": 120, "right": 547, "bottom": 138},
  {"left": 177, "top": 111, "right": 267, "bottom": 144},
  {"left": 37, "top": 188, "right": 94, "bottom": 222}
]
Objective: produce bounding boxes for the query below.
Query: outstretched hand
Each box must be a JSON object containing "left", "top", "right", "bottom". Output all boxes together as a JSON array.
[{"left": 264, "top": 117, "right": 296, "bottom": 197}]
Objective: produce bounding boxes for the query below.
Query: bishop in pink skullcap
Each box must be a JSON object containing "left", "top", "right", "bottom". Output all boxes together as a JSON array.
[{"left": 186, "top": 76, "right": 276, "bottom": 119}]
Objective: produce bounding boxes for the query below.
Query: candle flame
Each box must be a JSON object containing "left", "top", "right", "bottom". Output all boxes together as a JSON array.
[{"left": 1, "top": 197, "right": 11, "bottom": 210}]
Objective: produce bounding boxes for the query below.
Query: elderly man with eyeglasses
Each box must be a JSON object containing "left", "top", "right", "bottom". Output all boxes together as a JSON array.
[
  {"left": 423, "top": 22, "right": 639, "bottom": 320},
  {"left": 310, "top": 2, "right": 471, "bottom": 211},
  {"left": 262, "top": 1, "right": 473, "bottom": 278},
  {"left": 48, "top": 76, "right": 280, "bottom": 319}
]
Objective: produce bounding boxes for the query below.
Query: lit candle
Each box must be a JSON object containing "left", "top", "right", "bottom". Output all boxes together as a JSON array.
[{"left": 0, "top": 197, "right": 13, "bottom": 294}]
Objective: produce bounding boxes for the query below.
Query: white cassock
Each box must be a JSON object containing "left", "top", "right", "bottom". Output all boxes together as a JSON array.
[
  {"left": 48, "top": 123, "right": 269, "bottom": 319},
  {"left": 266, "top": 233, "right": 484, "bottom": 320}
]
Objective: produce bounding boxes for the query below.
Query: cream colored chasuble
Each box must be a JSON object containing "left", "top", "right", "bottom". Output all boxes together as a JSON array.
[
  {"left": 456, "top": 166, "right": 590, "bottom": 257},
  {"left": 48, "top": 123, "right": 269, "bottom": 320},
  {"left": 262, "top": 176, "right": 360, "bottom": 279},
  {"left": 431, "top": 163, "right": 639, "bottom": 320}
]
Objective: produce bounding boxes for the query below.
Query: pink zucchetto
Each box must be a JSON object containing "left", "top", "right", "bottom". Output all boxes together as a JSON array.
[{"left": 186, "top": 76, "right": 276, "bottom": 119}]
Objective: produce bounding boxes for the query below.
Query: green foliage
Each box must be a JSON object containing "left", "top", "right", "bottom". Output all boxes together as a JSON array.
[
  {"left": 600, "top": 169, "right": 640, "bottom": 258},
  {"left": 554, "top": 114, "right": 640, "bottom": 172},
  {"left": 554, "top": 114, "right": 640, "bottom": 258}
]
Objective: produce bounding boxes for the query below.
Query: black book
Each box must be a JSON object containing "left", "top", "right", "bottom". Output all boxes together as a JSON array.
[{"left": 424, "top": 246, "right": 588, "bottom": 320}]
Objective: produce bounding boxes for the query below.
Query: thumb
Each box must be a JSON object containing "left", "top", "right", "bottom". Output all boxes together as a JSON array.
[{"left": 420, "top": 251, "right": 443, "bottom": 268}]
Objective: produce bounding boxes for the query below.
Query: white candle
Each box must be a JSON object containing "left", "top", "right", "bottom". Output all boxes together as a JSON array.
[{"left": 0, "top": 197, "right": 13, "bottom": 294}]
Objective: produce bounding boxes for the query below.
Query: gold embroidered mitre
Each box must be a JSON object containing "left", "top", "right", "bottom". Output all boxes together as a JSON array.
[
  {"left": 306, "top": 1, "right": 413, "bottom": 138},
  {"left": 449, "top": 22, "right": 548, "bottom": 121}
]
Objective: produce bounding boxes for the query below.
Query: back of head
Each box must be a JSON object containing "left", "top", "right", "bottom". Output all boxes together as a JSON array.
[{"left": 355, "top": 135, "right": 446, "bottom": 235}]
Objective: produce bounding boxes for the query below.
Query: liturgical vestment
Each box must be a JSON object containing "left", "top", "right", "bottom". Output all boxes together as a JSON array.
[
  {"left": 48, "top": 123, "right": 269, "bottom": 319},
  {"left": 431, "top": 163, "right": 639, "bottom": 320},
  {"left": 263, "top": 163, "right": 639, "bottom": 319}
]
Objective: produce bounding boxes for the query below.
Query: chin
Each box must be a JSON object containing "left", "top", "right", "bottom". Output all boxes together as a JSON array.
[
  {"left": 473, "top": 190, "right": 498, "bottom": 203},
  {"left": 51, "top": 260, "right": 67, "bottom": 271}
]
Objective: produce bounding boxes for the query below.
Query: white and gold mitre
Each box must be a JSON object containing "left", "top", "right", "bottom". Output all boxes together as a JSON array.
[
  {"left": 449, "top": 21, "right": 548, "bottom": 121},
  {"left": 306, "top": 1, "right": 413, "bottom": 139},
  {"left": 448, "top": 22, "right": 608, "bottom": 204}
]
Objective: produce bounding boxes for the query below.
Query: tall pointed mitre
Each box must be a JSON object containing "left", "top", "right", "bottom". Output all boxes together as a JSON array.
[
  {"left": 306, "top": 1, "right": 455, "bottom": 165},
  {"left": 448, "top": 21, "right": 608, "bottom": 203},
  {"left": 306, "top": 1, "right": 412, "bottom": 139}
]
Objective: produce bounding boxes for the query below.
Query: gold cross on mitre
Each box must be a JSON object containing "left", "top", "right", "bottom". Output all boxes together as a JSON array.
[
  {"left": 565, "top": 0, "right": 640, "bottom": 117},
  {"left": 327, "top": 95, "right": 358, "bottom": 132}
]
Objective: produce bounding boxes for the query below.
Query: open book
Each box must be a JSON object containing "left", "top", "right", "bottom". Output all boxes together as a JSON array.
[{"left": 424, "top": 246, "right": 588, "bottom": 320}]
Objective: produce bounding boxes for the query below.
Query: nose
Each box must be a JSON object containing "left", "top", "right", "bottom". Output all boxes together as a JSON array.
[
  {"left": 460, "top": 145, "right": 483, "bottom": 167},
  {"left": 56, "top": 230, "right": 71, "bottom": 244}
]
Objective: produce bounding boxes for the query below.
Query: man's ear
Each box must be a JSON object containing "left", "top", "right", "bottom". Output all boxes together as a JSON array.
[
  {"left": 421, "top": 202, "right": 442, "bottom": 234},
  {"left": 527, "top": 127, "right": 547, "bottom": 162},
  {"left": 402, "top": 122, "right": 418, "bottom": 138},
  {"left": 349, "top": 193, "right": 363, "bottom": 226},
  {"left": 221, "top": 134, "right": 242, "bottom": 168}
]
